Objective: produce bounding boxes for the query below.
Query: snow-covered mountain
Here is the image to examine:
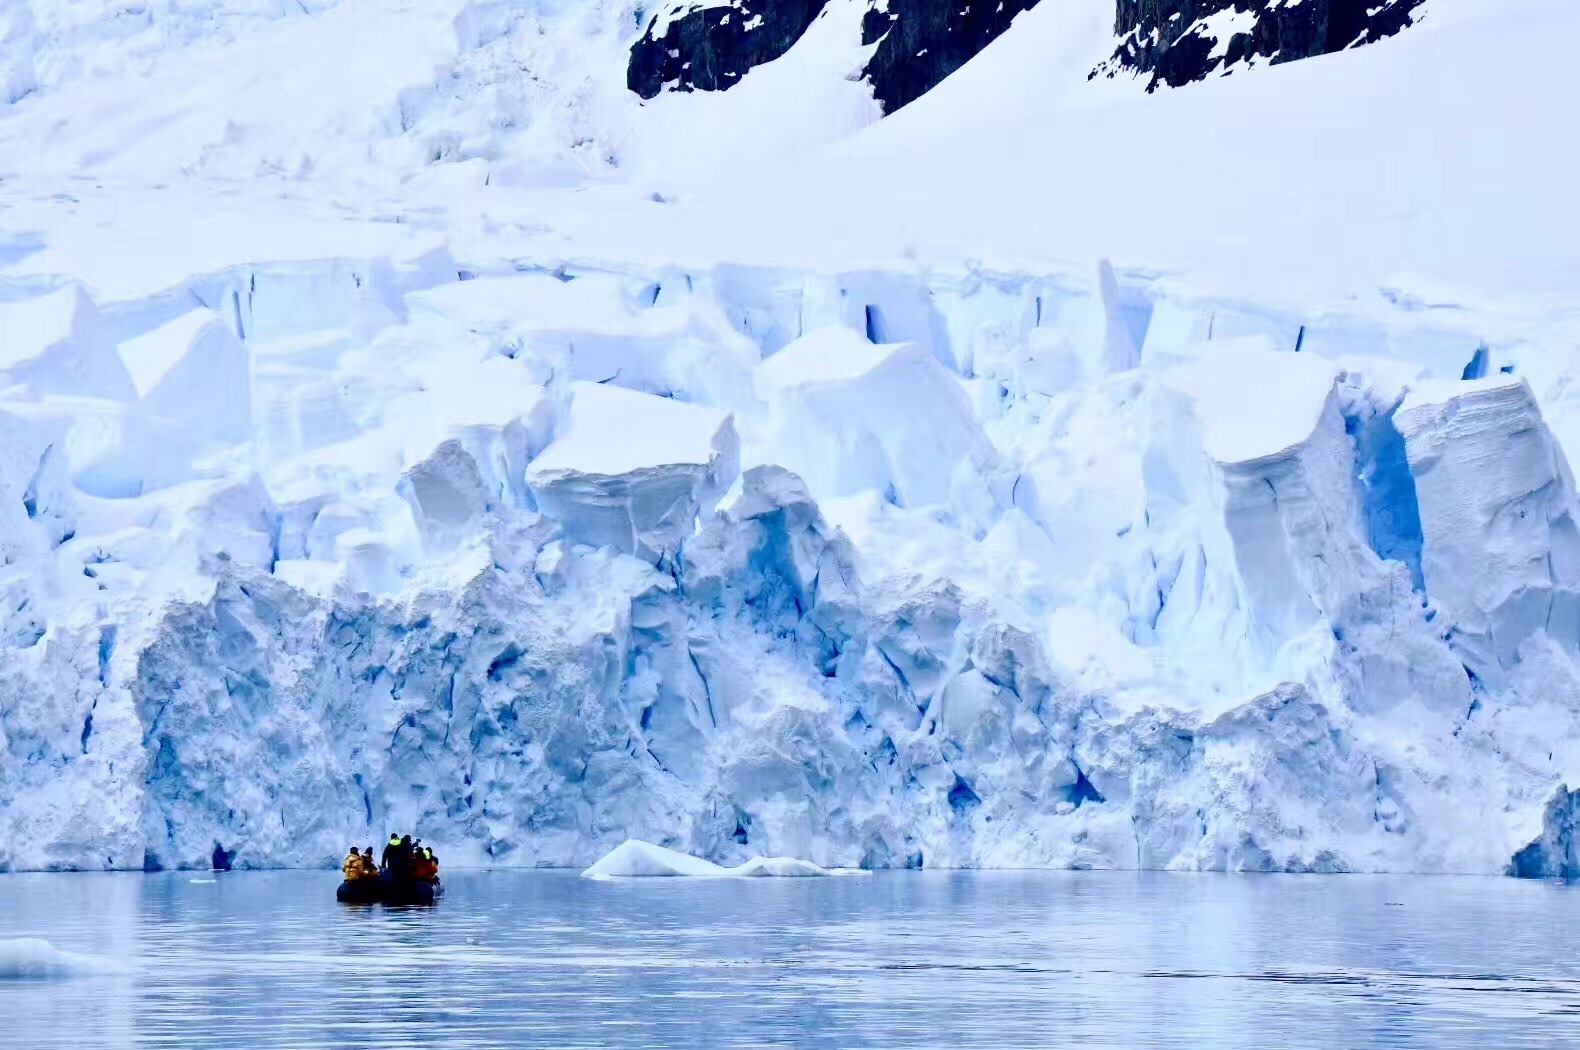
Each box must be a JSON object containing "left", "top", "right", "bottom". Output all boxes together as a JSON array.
[
  {"left": 629, "top": 0, "right": 1429, "bottom": 108},
  {"left": 2, "top": 0, "right": 1579, "bottom": 878},
  {"left": 1092, "top": 0, "right": 1428, "bottom": 89},
  {"left": 628, "top": 0, "right": 1047, "bottom": 113}
]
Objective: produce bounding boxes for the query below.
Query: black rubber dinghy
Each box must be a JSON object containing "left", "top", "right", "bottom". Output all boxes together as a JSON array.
[{"left": 336, "top": 877, "right": 442, "bottom": 905}]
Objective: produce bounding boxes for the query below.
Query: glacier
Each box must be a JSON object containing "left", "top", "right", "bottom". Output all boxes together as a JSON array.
[
  {"left": 1, "top": 0, "right": 1579, "bottom": 877},
  {"left": 2, "top": 255, "right": 1577, "bottom": 877}
]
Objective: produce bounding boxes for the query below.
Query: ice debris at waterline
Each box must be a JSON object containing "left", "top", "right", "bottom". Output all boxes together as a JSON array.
[
  {"left": 0, "top": 940, "right": 127, "bottom": 979},
  {"left": 582, "top": 841, "right": 831, "bottom": 879}
]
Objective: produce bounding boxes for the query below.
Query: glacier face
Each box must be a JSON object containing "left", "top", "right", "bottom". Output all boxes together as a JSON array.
[
  {"left": 1, "top": 0, "right": 1578, "bottom": 876},
  {"left": 1, "top": 250, "right": 1578, "bottom": 876}
]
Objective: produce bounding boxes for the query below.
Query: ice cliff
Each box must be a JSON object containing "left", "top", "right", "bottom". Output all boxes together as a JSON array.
[
  {"left": 1, "top": 0, "right": 1577, "bottom": 878},
  {"left": 1, "top": 254, "right": 1577, "bottom": 878}
]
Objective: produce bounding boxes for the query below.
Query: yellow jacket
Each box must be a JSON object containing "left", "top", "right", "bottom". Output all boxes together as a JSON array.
[{"left": 341, "top": 853, "right": 364, "bottom": 881}]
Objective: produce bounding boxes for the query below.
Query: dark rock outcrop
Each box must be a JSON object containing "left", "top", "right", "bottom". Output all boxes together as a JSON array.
[
  {"left": 628, "top": 0, "right": 1427, "bottom": 113},
  {"left": 1090, "top": 0, "right": 1428, "bottom": 91},
  {"left": 628, "top": 0, "right": 827, "bottom": 99},
  {"left": 628, "top": 0, "right": 1044, "bottom": 114},
  {"left": 860, "top": 0, "right": 1043, "bottom": 113}
]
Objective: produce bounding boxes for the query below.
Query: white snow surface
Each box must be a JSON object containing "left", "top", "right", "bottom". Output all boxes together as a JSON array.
[
  {"left": 581, "top": 839, "right": 829, "bottom": 878},
  {"left": 0, "top": 0, "right": 1578, "bottom": 876}
]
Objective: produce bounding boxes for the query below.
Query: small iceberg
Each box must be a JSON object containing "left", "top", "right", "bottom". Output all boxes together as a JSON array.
[
  {"left": 581, "top": 839, "right": 831, "bottom": 879},
  {"left": 0, "top": 939, "right": 126, "bottom": 979}
]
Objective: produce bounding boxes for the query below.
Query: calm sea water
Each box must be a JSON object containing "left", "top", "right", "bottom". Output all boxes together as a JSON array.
[{"left": 2, "top": 869, "right": 1578, "bottom": 1048}]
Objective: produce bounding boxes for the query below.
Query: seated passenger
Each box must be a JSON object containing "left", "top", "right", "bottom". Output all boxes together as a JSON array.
[
  {"left": 341, "top": 847, "right": 364, "bottom": 882},
  {"left": 358, "top": 847, "right": 379, "bottom": 879}
]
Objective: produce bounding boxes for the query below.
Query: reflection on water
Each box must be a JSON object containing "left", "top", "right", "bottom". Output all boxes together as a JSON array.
[{"left": 2, "top": 869, "right": 1578, "bottom": 1048}]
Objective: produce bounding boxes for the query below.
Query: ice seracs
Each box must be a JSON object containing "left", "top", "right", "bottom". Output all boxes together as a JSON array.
[
  {"left": 1160, "top": 339, "right": 1382, "bottom": 659},
  {"left": 118, "top": 307, "right": 252, "bottom": 443},
  {"left": 6, "top": 258, "right": 1580, "bottom": 880},
  {"left": 1396, "top": 376, "right": 1580, "bottom": 687},
  {"left": 527, "top": 381, "right": 739, "bottom": 562},
  {"left": 0, "top": 286, "right": 135, "bottom": 402},
  {"left": 753, "top": 325, "right": 998, "bottom": 513}
]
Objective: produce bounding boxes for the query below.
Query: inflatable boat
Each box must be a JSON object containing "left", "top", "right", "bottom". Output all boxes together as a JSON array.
[{"left": 336, "top": 876, "right": 442, "bottom": 905}]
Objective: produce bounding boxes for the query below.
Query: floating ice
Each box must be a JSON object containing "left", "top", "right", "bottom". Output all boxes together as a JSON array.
[
  {"left": 581, "top": 840, "right": 829, "bottom": 879},
  {"left": 0, "top": 939, "right": 126, "bottom": 979}
]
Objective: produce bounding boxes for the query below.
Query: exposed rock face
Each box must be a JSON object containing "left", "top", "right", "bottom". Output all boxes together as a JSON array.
[
  {"left": 628, "top": 0, "right": 1044, "bottom": 114},
  {"left": 1091, "top": 0, "right": 1428, "bottom": 91},
  {"left": 627, "top": 0, "right": 828, "bottom": 99},
  {"left": 859, "top": 0, "right": 1043, "bottom": 113},
  {"left": 630, "top": 0, "right": 1428, "bottom": 111}
]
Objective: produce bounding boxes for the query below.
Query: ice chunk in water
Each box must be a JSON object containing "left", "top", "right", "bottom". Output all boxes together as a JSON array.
[
  {"left": 0, "top": 939, "right": 126, "bottom": 979},
  {"left": 581, "top": 840, "right": 829, "bottom": 878}
]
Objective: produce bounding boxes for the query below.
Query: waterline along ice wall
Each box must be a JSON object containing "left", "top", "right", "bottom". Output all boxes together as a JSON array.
[{"left": 0, "top": 247, "right": 1577, "bottom": 878}]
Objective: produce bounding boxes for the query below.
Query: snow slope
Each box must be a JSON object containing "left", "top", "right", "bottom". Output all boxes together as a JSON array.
[{"left": 1, "top": 0, "right": 1578, "bottom": 876}]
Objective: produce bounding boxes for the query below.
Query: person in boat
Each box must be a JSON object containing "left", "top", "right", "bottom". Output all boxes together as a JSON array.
[
  {"left": 342, "top": 847, "right": 367, "bottom": 882},
  {"left": 412, "top": 846, "right": 438, "bottom": 882},
  {"left": 380, "top": 834, "right": 404, "bottom": 876},
  {"left": 390, "top": 835, "right": 416, "bottom": 883},
  {"left": 360, "top": 847, "right": 378, "bottom": 878}
]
